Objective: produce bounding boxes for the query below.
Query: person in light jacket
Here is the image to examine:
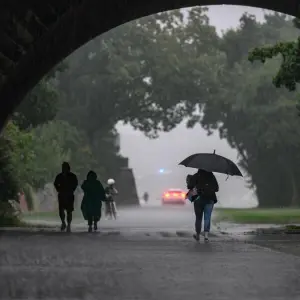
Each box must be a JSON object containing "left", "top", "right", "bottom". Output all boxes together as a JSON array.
[{"left": 105, "top": 178, "right": 118, "bottom": 219}]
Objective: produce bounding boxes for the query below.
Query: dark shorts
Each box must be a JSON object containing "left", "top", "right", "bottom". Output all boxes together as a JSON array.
[{"left": 58, "top": 194, "right": 75, "bottom": 212}]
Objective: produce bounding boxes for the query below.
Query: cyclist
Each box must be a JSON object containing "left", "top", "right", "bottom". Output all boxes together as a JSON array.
[{"left": 104, "top": 178, "right": 118, "bottom": 219}]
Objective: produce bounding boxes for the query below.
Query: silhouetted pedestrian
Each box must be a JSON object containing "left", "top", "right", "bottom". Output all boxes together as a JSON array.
[
  {"left": 54, "top": 162, "right": 78, "bottom": 232},
  {"left": 81, "top": 171, "right": 106, "bottom": 232},
  {"left": 143, "top": 191, "right": 149, "bottom": 203}
]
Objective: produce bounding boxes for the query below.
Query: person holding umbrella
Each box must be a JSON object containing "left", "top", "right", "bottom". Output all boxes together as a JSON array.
[
  {"left": 180, "top": 151, "right": 243, "bottom": 242},
  {"left": 187, "top": 169, "right": 219, "bottom": 242}
]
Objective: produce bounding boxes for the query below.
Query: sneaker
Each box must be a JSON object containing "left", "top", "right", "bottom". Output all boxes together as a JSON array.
[
  {"left": 61, "top": 223, "right": 66, "bottom": 231},
  {"left": 193, "top": 233, "right": 200, "bottom": 241},
  {"left": 66, "top": 224, "right": 71, "bottom": 233},
  {"left": 204, "top": 232, "right": 209, "bottom": 242}
]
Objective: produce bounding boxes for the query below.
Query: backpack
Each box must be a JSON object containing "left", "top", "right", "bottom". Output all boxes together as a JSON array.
[{"left": 186, "top": 174, "right": 194, "bottom": 190}]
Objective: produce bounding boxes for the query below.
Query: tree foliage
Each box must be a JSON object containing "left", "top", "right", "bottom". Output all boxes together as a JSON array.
[
  {"left": 248, "top": 17, "right": 300, "bottom": 91},
  {"left": 55, "top": 7, "right": 221, "bottom": 184},
  {"left": 12, "top": 64, "right": 67, "bottom": 131},
  {"left": 203, "top": 13, "right": 300, "bottom": 207},
  {"left": 56, "top": 7, "right": 220, "bottom": 139}
]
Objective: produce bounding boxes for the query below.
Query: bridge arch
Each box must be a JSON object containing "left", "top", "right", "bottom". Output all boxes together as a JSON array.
[{"left": 0, "top": 0, "right": 298, "bottom": 128}]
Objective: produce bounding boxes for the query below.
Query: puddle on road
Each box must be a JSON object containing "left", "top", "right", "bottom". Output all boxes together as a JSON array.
[
  {"left": 159, "top": 231, "right": 174, "bottom": 238},
  {"left": 176, "top": 231, "right": 192, "bottom": 238},
  {"left": 215, "top": 221, "right": 300, "bottom": 244},
  {"left": 216, "top": 222, "right": 282, "bottom": 235},
  {"left": 103, "top": 231, "right": 121, "bottom": 236}
]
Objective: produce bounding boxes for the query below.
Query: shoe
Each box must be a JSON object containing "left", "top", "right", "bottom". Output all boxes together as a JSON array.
[
  {"left": 94, "top": 223, "right": 98, "bottom": 231},
  {"left": 66, "top": 224, "right": 71, "bottom": 233},
  {"left": 61, "top": 223, "right": 66, "bottom": 231},
  {"left": 88, "top": 225, "right": 92, "bottom": 233},
  {"left": 193, "top": 233, "right": 200, "bottom": 241},
  {"left": 204, "top": 232, "right": 209, "bottom": 242}
]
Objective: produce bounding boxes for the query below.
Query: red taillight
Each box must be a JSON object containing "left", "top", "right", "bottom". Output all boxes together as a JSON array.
[
  {"left": 163, "top": 191, "right": 185, "bottom": 200},
  {"left": 171, "top": 192, "right": 185, "bottom": 198}
]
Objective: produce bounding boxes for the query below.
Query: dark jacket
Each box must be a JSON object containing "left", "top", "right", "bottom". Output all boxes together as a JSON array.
[
  {"left": 54, "top": 172, "right": 78, "bottom": 198},
  {"left": 81, "top": 178, "right": 106, "bottom": 220},
  {"left": 187, "top": 170, "right": 219, "bottom": 204}
]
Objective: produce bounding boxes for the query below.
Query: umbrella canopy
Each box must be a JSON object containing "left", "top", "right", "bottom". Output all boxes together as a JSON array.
[{"left": 179, "top": 152, "right": 243, "bottom": 177}]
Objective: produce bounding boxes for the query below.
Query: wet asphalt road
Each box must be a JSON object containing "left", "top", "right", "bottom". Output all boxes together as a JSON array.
[{"left": 1, "top": 205, "right": 300, "bottom": 299}]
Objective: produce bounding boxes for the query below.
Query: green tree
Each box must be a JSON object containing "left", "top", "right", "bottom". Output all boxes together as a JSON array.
[
  {"left": 0, "top": 121, "right": 34, "bottom": 208},
  {"left": 0, "top": 63, "right": 66, "bottom": 214},
  {"left": 54, "top": 7, "right": 220, "bottom": 182},
  {"left": 199, "top": 13, "right": 300, "bottom": 207},
  {"left": 12, "top": 79, "right": 59, "bottom": 130},
  {"left": 248, "top": 17, "right": 300, "bottom": 91},
  {"left": 29, "top": 120, "right": 106, "bottom": 186},
  {"left": 56, "top": 7, "right": 219, "bottom": 139},
  {"left": 12, "top": 63, "right": 67, "bottom": 130}
]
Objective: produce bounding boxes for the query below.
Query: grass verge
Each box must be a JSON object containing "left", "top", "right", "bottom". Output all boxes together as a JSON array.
[
  {"left": 23, "top": 211, "right": 59, "bottom": 220},
  {"left": 0, "top": 201, "right": 25, "bottom": 227},
  {"left": 0, "top": 215, "right": 24, "bottom": 227},
  {"left": 215, "top": 208, "right": 300, "bottom": 224}
]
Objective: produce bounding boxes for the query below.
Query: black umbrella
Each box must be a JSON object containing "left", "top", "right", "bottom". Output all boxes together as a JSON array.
[{"left": 179, "top": 151, "right": 243, "bottom": 177}]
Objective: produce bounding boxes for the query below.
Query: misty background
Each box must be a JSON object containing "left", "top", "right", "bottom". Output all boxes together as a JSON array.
[{"left": 118, "top": 5, "right": 267, "bottom": 207}]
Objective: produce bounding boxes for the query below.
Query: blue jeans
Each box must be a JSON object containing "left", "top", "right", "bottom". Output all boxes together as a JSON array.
[{"left": 194, "top": 201, "right": 214, "bottom": 234}]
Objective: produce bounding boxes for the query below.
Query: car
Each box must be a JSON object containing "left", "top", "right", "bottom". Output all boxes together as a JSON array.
[{"left": 161, "top": 188, "right": 186, "bottom": 205}]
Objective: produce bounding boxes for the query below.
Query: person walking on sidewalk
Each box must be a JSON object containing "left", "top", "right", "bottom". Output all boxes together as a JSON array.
[
  {"left": 143, "top": 191, "right": 149, "bottom": 204},
  {"left": 186, "top": 169, "right": 219, "bottom": 242},
  {"left": 54, "top": 162, "right": 78, "bottom": 232},
  {"left": 81, "top": 170, "right": 106, "bottom": 232}
]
